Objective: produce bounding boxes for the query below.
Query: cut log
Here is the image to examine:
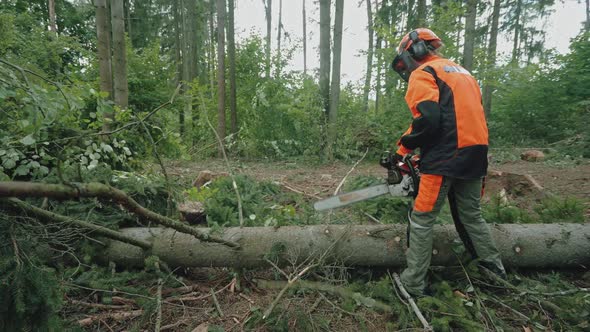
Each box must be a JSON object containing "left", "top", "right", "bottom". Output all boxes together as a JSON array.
[{"left": 104, "top": 224, "right": 590, "bottom": 268}]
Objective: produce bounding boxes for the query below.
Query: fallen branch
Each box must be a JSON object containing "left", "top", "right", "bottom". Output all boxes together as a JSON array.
[
  {"left": 256, "top": 279, "right": 392, "bottom": 314},
  {"left": 392, "top": 273, "right": 432, "bottom": 331},
  {"left": 0, "top": 182, "right": 239, "bottom": 248},
  {"left": 334, "top": 147, "right": 369, "bottom": 195},
  {"left": 211, "top": 288, "right": 224, "bottom": 317},
  {"left": 78, "top": 309, "right": 143, "bottom": 327},
  {"left": 2, "top": 197, "right": 152, "bottom": 250},
  {"left": 69, "top": 299, "right": 131, "bottom": 311}
]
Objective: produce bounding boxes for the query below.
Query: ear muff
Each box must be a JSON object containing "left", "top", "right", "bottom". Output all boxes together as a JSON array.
[{"left": 408, "top": 30, "right": 429, "bottom": 60}]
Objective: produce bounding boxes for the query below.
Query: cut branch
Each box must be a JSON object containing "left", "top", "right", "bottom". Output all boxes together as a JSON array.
[
  {"left": 2, "top": 197, "right": 151, "bottom": 250},
  {"left": 0, "top": 182, "right": 239, "bottom": 248}
]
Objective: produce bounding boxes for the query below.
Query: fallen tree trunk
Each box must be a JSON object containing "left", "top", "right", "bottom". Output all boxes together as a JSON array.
[{"left": 105, "top": 223, "right": 590, "bottom": 268}]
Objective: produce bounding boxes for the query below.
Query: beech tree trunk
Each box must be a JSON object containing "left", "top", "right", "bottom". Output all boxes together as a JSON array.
[
  {"left": 111, "top": 0, "right": 129, "bottom": 110},
  {"left": 95, "top": 0, "right": 113, "bottom": 132},
  {"left": 104, "top": 224, "right": 590, "bottom": 268}
]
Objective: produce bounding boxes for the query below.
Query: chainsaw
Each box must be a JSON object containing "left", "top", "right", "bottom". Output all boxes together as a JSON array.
[{"left": 314, "top": 152, "right": 421, "bottom": 211}]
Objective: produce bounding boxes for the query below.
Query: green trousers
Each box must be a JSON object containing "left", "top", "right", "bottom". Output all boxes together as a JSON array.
[{"left": 400, "top": 176, "right": 506, "bottom": 296}]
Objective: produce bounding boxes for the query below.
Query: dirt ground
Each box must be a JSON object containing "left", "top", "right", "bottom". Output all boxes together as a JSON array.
[{"left": 168, "top": 157, "right": 590, "bottom": 217}]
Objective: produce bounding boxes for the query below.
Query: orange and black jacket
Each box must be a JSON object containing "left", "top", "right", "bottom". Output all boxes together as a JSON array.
[{"left": 396, "top": 55, "right": 488, "bottom": 179}]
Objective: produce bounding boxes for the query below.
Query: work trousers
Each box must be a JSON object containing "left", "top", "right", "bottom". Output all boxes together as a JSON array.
[{"left": 400, "top": 175, "right": 506, "bottom": 296}]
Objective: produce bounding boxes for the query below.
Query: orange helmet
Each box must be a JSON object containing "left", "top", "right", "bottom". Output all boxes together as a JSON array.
[
  {"left": 392, "top": 28, "right": 442, "bottom": 82},
  {"left": 397, "top": 28, "right": 443, "bottom": 58}
]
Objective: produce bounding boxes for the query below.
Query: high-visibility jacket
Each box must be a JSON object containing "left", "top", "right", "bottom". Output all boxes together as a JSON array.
[{"left": 396, "top": 55, "right": 488, "bottom": 179}]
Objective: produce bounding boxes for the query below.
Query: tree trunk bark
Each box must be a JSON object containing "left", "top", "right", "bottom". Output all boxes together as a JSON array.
[
  {"left": 302, "top": 0, "right": 307, "bottom": 76},
  {"left": 264, "top": 0, "right": 272, "bottom": 79},
  {"left": 362, "top": 0, "right": 373, "bottom": 113},
  {"left": 95, "top": 0, "right": 113, "bottom": 132},
  {"left": 111, "top": 0, "right": 129, "bottom": 110},
  {"left": 406, "top": 0, "right": 415, "bottom": 30},
  {"left": 174, "top": 0, "right": 185, "bottom": 136},
  {"left": 216, "top": 0, "right": 226, "bottom": 157},
  {"left": 208, "top": 0, "right": 216, "bottom": 98},
  {"left": 482, "top": 0, "right": 500, "bottom": 117},
  {"left": 462, "top": 0, "right": 477, "bottom": 71},
  {"left": 47, "top": 0, "right": 57, "bottom": 33},
  {"left": 511, "top": 0, "right": 522, "bottom": 64},
  {"left": 277, "top": 0, "right": 282, "bottom": 58},
  {"left": 325, "top": 0, "right": 344, "bottom": 161},
  {"left": 586, "top": 0, "right": 590, "bottom": 32},
  {"left": 104, "top": 224, "right": 590, "bottom": 268},
  {"left": 319, "top": 0, "right": 331, "bottom": 151},
  {"left": 227, "top": 0, "right": 237, "bottom": 135},
  {"left": 124, "top": 0, "right": 131, "bottom": 45}
]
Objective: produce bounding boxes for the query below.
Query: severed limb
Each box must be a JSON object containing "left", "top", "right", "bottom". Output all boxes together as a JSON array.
[{"left": 0, "top": 181, "right": 239, "bottom": 248}]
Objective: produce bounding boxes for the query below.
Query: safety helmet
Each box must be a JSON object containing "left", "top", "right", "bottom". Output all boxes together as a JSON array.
[{"left": 392, "top": 28, "right": 443, "bottom": 82}]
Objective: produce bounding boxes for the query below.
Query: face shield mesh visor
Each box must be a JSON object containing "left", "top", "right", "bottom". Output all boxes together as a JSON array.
[{"left": 391, "top": 51, "right": 418, "bottom": 82}]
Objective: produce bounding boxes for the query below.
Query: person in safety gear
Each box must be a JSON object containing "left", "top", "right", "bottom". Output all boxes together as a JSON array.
[{"left": 391, "top": 28, "right": 506, "bottom": 297}]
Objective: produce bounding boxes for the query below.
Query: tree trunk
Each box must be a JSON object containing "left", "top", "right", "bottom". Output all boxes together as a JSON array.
[
  {"left": 95, "top": 0, "right": 113, "bottom": 132},
  {"left": 174, "top": 0, "right": 184, "bottom": 136},
  {"left": 216, "top": 0, "right": 226, "bottom": 157},
  {"left": 374, "top": 0, "right": 384, "bottom": 113},
  {"left": 264, "top": 0, "right": 272, "bottom": 79},
  {"left": 319, "top": 0, "right": 331, "bottom": 143},
  {"left": 47, "top": 0, "right": 57, "bottom": 33},
  {"left": 511, "top": 0, "right": 522, "bottom": 64},
  {"left": 416, "top": 0, "right": 426, "bottom": 27},
  {"left": 482, "top": 0, "right": 500, "bottom": 117},
  {"left": 302, "top": 0, "right": 307, "bottom": 76},
  {"left": 362, "top": 0, "right": 373, "bottom": 113},
  {"left": 111, "top": 0, "right": 129, "bottom": 110},
  {"left": 462, "top": 0, "right": 477, "bottom": 71},
  {"left": 124, "top": 0, "right": 131, "bottom": 44},
  {"left": 227, "top": 0, "right": 237, "bottom": 135},
  {"left": 325, "top": 0, "right": 344, "bottom": 161},
  {"left": 208, "top": 0, "right": 216, "bottom": 98},
  {"left": 277, "top": 0, "right": 282, "bottom": 57},
  {"left": 104, "top": 224, "right": 590, "bottom": 268}
]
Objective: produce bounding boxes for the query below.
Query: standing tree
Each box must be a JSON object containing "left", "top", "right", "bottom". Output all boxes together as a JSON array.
[
  {"left": 216, "top": 0, "right": 226, "bottom": 156},
  {"left": 302, "top": 0, "right": 307, "bottom": 75},
  {"left": 462, "top": 0, "right": 477, "bottom": 71},
  {"left": 406, "top": 0, "right": 416, "bottom": 30},
  {"left": 326, "top": 0, "right": 344, "bottom": 160},
  {"left": 263, "top": 0, "right": 272, "bottom": 78},
  {"left": 318, "top": 0, "right": 331, "bottom": 150},
  {"left": 111, "top": 0, "right": 129, "bottom": 111},
  {"left": 208, "top": 0, "right": 217, "bottom": 97},
  {"left": 362, "top": 0, "right": 373, "bottom": 113},
  {"left": 586, "top": 0, "right": 589, "bottom": 31},
  {"left": 227, "top": 0, "right": 238, "bottom": 135},
  {"left": 48, "top": 0, "right": 57, "bottom": 33},
  {"left": 173, "top": 0, "right": 185, "bottom": 135},
  {"left": 95, "top": 0, "right": 113, "bottom": 132},
  {"left": 277, "top": 0, "right": 283, "bottom": 56},
  {"left": 482, "top": 0, "right": 501, "bottom": 117}
]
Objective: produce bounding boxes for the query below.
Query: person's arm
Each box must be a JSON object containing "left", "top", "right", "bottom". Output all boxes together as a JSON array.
[{"left": 398, "top": 67, "right": 441, "bottom": 150}]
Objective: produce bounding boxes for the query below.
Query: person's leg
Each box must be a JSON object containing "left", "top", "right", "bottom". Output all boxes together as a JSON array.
[
  {"left": 400, "top": 174, "right": 451, "bottom": 296},
  {"left": 448, "top": 178, "right": 506, "bottom": 276}
]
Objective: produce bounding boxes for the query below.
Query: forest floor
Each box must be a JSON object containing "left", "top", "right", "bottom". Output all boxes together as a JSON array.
[{"left": 68, "top": 156, "right": 590, "bottom": 331}]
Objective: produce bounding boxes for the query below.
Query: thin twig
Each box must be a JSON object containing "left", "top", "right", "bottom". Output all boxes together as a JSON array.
[
  {"left": 392, "top": 273, "right": 432, "bottom": 331},
  {"left": 154, "top": 261, "right": 163, "bottom": 332},
  {"left": 211, "top": 288, "right": 224, "bottom": 317},
  {"left": 456, "top": 259, "right": 498, "bottom": 331},
  {"left": 334, "top": 147, "right": 369, "bottom": 195},
  {"left": 200, "top": 92, "right": 245, "bottom": 227}
]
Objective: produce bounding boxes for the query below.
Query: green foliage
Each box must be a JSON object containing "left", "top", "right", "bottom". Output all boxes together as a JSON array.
[
  {"left": 0, "top": 217, "right": 63, "bottom": 331},
  {"left": 483, "top": 194, "right": 584, "bottom": 224}
]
